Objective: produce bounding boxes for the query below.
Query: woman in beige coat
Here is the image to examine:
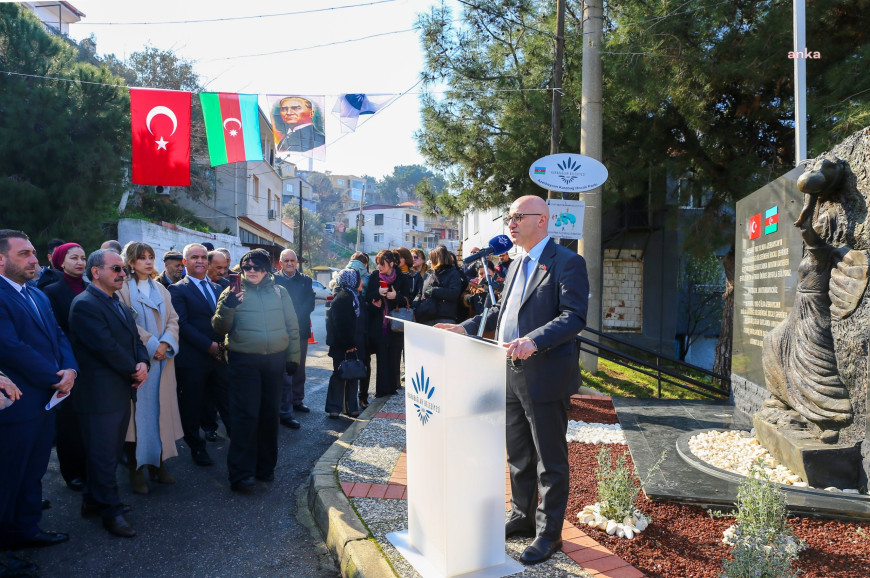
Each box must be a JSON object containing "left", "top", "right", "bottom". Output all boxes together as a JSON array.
[{"left": 119, "top": 242, "right": 184, "bottom": 494}]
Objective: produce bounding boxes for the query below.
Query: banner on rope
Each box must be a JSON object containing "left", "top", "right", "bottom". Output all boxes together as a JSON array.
[
  {"left": 199, "top": 92, "right": 264, "bottom": 167},
  {"left": 267, "top": 94, "right": 326, "bottom": 161}
]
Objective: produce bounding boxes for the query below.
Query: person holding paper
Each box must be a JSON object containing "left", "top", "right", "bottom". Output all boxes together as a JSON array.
[
  {"left": 436, "top": 195, "right": 589, "bottom": 565},
  {"left": 0, "top": 229, "right": 78, "bottom": 553}
]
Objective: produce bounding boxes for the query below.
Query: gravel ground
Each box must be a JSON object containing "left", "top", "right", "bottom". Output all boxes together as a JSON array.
[{"left": 344, "top": 394, "right": 594, "bottom": 577}]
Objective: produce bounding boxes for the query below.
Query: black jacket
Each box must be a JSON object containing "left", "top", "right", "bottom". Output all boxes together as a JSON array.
[
  {"left": 68, "top": 285, "right": 149, "bottom": 414},
  {"left": 42, "top": 277, "right": 87, "bottom": 335},
  {"left": 418, "top": 266, "right": 462, "bottom": 321},
  {"left": 273, "top": 270, "right": 315, "bottom": 339},
  {"left": 326, "top": 288, "right": 364, "bottom": 357},
  {"left": 364, "top": 270, "right": 411, "bottom": 340}
]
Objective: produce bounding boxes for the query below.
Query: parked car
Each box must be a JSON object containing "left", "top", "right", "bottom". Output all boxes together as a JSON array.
[{"left": 312, "top": 279, "right": 329, "bottom": 300}]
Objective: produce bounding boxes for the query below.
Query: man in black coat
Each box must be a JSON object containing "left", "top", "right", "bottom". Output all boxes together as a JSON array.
[
  {"left": 156, "top": 250, "right": 184, "bottom": 289},
  {"left": 0, "top": 230, "right": 77, "bottom": 559},
  {"left": 437, "top": 195, "right": 589, "bottom": 565},
  {"left": 168, "top": 244, "right": 232, "bottom": 465},
  {"left": 273, "top": 249, "right": 315, "bottom": 428},
  {"left": 69, "top": 249, "right": 149, "bottom": 538}
]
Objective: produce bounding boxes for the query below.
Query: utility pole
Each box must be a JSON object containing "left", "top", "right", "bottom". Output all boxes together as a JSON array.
[
  {"left": 548, "top": 0, "right": 566, "bottom": 202},
  {"left": 355, "top": 184, "right": 365, "bottom": 252},
  {"left": 579, "top": 0, "right": 603, "bottom": 374}
]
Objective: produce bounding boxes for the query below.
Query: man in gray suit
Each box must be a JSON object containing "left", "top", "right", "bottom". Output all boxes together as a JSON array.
[{"left": 437, "top": 195, "right": 589, "bottom": 565}]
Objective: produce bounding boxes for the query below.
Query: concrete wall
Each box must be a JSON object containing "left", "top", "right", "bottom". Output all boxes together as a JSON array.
[
  {"left": 602, "top": 249, "right": 643, "bottom": 332},
  {"left": 118, "top": 219, "right": 246, "bottom": 266},
  {"left": 731, "top": 373, "right": 772, "bottom": 417}
]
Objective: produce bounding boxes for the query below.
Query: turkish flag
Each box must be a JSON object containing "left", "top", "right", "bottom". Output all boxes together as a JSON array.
[
  {"left": 748, "top": 213, "right": 762, "bottom": 240},
  {"left": 130, "top": 88, "right": 191, "bottom": 186}
]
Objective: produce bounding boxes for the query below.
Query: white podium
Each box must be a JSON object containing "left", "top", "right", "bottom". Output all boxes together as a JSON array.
[{"left": 386, "top": 321, "right": 523, "bottom": 578}]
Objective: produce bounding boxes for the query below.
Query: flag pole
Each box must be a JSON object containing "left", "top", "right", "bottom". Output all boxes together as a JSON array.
[{"left": 794, "top": 0, "right": 807, "bottom": 165}]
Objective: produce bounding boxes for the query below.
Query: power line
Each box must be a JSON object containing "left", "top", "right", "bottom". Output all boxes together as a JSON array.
[
  {"left": 208, "top": 27, "right": 419, "bottom": 60},
  {"left": 80, "top": 0, "right": 401, "bottom": 26}
]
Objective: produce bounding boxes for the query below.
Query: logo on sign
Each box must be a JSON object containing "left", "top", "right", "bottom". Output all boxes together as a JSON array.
[
  {"left": 409, "top": 366, "right": 439, "bottom": 425},
  {"left": 555, "top": 157, "right": 583, "bottom": 184},
  {"left": 534, "top": 166, "right": 546, "bottom": 174},
  {"left": 748, "top": 213, "right": 762, "bottom": 240}
]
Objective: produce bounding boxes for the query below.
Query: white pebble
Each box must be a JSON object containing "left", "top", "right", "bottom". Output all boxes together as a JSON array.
[{"left": 566, "top": 420, "right": 626, "bottom": 445}]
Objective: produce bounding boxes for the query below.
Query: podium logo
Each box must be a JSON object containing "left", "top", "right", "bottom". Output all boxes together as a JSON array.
[{"left": 409, "top": 366, "right": 439, "bottom": 425}]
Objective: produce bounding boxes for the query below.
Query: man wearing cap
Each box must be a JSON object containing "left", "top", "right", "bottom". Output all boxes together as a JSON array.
[{"left": 157, "top": 250, "right": 185, "bottom": 289}]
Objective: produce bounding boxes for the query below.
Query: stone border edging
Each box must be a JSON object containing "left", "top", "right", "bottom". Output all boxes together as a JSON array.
[{"left": 306, "top": 395, "right": 396, "bottom": 578}]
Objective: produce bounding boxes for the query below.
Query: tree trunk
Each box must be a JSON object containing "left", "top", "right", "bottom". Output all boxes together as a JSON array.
[{"left": 713, "top": 245, "right": 735, "bottom": 388}]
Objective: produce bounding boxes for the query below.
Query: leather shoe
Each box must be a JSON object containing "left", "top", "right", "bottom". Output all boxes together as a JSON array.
[
  {"left": 231, "top": 477, "right": 256, "bottom": 492},
  {"left": 191, "top": 448, "right": 213, "bottom": 466},
  {"left": 293, "top": 404, "right": 311, "bottom": 413},
  {"left": 11, "top": 530, "right": 69, "bottom": 549},
  {"left": 204, "top": 430, "right": 218, "bottom": 442},
  {"left": 102, "top": 515, "right": 136, "bottom": 538},
  {"left": 66, "top": 477, "right": 85, "bottom": 492},
  {"left": 280, "top": 418, "right": 301, "bottom": 429},
  {"left": 255, "top": 472, "right": 274, "bottom": 482},
  {"left": 505, "top": 518, "right": 536, "bottom": 538},
  {"left": 81, "top": 502, "right": 132, "bottom": 518},
  {"left": 41, "top": 499, "right": 51, "bottom": 510},
  {"left": 519, "top": 536, "right": 562, "bottom": 565}
]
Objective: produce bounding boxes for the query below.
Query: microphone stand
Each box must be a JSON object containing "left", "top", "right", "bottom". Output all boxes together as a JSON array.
[{"left": 475, "top": 257, "right": 499, "bottom": 339}]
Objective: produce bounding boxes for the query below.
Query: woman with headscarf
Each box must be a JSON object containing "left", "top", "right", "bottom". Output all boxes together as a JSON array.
[
  {"left": 212, "top": 249, "right": 301, "bottom": 492},
  {"left": 325, "top": 269, "right": 364, "bottom": 418},
  {"left": 42, "top": 242, "right": 89, "bottom": 491},
  {"left": 345, "top": 257, "right": 372, "bottom": 409},
  {"left": 118, "top": 242, "right": 183, "bottom": 494},
  {"left": 364, "top": 250, "right": 410, "bottom": 397}
]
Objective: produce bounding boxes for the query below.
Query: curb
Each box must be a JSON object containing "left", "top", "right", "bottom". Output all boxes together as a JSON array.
[{"left": 306, "top": 395, "right": 396, "bottom": 578}]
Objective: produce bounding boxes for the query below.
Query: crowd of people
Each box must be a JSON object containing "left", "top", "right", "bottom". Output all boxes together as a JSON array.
[
  {"left": 1, "top": 195, "right": 586, "bottom": 573},
  {"left": 0, "top": 229, "right": 321, "bottom": 577}
]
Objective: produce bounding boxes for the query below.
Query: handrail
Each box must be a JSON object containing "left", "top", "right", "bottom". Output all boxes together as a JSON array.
[{"left": 577, "top": 329, "right": 730, "bottom": 399}]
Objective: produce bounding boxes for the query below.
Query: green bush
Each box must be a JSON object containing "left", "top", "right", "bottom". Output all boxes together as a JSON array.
[{"left": 719, "top": 463, "right": 804, "bottom": 578}]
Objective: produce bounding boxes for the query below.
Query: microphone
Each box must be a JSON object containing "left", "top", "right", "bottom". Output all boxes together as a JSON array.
[{"left": 463, "top": 235, "right": 513, "bottom": 263}]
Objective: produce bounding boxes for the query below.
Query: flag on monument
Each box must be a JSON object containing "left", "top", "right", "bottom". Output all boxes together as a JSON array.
[
  {"left": 199, "top": 93, "right": 264, "bottom": 167},
  {"left": 764, "top": 206, "right": 778, "bottom": 235},
  {"left": 748, "top": 213, "right": 762, "bottom": 240},
  {"left": 130, "top": 88, "right": 191, "bottom": 186}
]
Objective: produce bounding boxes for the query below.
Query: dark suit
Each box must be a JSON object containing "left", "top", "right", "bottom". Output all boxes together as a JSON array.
[
  {"left": 0, "top": 278, "right": 78, "bottom": 547},
  {"left": 274, "top": 270, "right": 315, "bottom": 415},
  {"left": 42, "top": 278, "right": 88, "bottom": 485},
  {"left": 461, "top": 238, "right": 588, "bottom": 539},
  {"left": 69, "top": 284, "right": 149, "bottom": 518},
  {"left": 169, "top": 276, "right": 231, "bottom": 451},
  {"left": 200, "top": 276, "right": 230, "bottom": 433},
  {"left": 277, "top": 124, "right": 325, "bottom": 153}
]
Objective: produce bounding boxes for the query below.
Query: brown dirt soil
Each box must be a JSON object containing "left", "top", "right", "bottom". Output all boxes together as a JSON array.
[{"left": 564, "top": 398, "right": 870, "bottom": 577}]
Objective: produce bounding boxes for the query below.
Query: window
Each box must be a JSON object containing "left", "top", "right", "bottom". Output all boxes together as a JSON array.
[
  {"left": 412, "top": 215, "right": 418, "bottom": 227},
  {"left": 285, "top": 183, "right": 294, "bottom": 193},
  {"left": 374, "top": 214, "right": 384, "bottom": 226},
  {"left": 337, "top": 179, "right": 345, "bottom": 185},
  {"left": 405, "top": 214, "right": 410, "bottom": 225},
  {"left": 253, "top": 175, "right": 260, "bottom": 201},
  {"left": 374, "top": 233, "right": 384, "bottom": 243},
  {"left": 405, "top": 234, "right": 409, "bottom": 241}
]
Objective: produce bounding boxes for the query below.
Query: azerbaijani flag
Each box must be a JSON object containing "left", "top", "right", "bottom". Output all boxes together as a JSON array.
[
  {"left": 199, "top": 92, "right": 264, "bottom": 167},
  {"left": 534, "top": 167, "right": 546, "bottom": 174},
  {"left": 764, "top": 206, "right": 778, "bottom": 235}
]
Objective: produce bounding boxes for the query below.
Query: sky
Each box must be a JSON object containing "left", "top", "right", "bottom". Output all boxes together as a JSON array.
[{"left": 65, "top": 0, "right": 460, "bottom": 179}]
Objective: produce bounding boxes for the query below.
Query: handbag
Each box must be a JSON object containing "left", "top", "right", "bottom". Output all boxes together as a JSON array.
[
  {"left": 337, "top": 354, "right": 367, "bottom": 381},
  {"left": 413, "top": 296, "right": 438, "bottom": 323},
  {"left": 390, "top": 298, "right": 415, "bottom": 333}
]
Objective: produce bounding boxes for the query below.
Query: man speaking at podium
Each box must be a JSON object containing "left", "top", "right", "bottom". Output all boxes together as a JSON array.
[{"left": 437, "top": 195, "right": 589, "bottom": 565}]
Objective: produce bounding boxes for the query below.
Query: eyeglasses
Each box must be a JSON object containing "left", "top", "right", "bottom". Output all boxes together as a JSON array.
[
  {"left": 504, "top": 213, "right": 543, "bottom": 225},
  {"left": 241, "top": 265, "right": 266, "bottom": 272},
  {"left": 103, "top": 265, "right": 124, "bottom": 273}
]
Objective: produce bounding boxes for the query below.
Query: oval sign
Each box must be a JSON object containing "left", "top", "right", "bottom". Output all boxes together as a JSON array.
[{"left": 529, "top": 153, "right": 608, "bottom": 193}]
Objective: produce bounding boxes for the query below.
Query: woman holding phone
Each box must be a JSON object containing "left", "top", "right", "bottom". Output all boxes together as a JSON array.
[
  {"left": 212, "top": 249, "right": 301, "bottom": 492},
  {"left": 364, "top": 250, "right": 410, "bottom": 397}
]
